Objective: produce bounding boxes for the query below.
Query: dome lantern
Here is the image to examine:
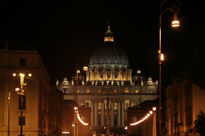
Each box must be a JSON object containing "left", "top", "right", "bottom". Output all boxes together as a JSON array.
[{"left": 104, "top": 25, "right": 114, "bottom": 42}]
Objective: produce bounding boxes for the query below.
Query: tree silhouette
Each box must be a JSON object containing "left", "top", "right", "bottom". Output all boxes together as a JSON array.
[{"left": 194, "top": 111, "right": 205, "bottom": 135}]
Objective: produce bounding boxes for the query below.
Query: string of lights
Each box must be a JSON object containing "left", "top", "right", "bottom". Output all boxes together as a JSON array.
[
  {"left": 129, "top": 107, "right": 157, "bottom": 126},
  {"left": 74, "top": 107, "right": 89, "bottom": 126}
]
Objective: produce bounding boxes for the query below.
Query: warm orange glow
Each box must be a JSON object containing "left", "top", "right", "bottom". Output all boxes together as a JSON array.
[
  {"left": 104, "top": 37, "right": 114, "bottom": 42},
  {"left": 77, "top": 70, "right": 80, "bottom": 74},
  {"left": 83, "top": 66, "right": 88, "bottom": 71},
  {"left": 171, "top": 12, "right": 180, "bottom": 28},
  {"left": 19, "top": 73, "right": 25, "bottom": 77},
  {"left": 160, "top": 53, "right": 165, "bottom": 61},
  {"left": 135, "top": 90, "right": 139, "bottom": 93},
  {"left": 28, "top": 73, "right": 32, "bottom": 77},
  {"left": 62, "top": 131, "right": 70, "bottom": 134},
  {"left": 15, "top": 88, "right": 20, "bottom": 92},
  {"left": 12, "top": 73, "right": 16, "bottom": 77},
  {"left": 74, "top": 106, "right": 78, "bottom": 111},
  {"left": 13, "top": 72, "right": 32, "bottom": 95},
  {"left": 15, "top": 88, "right": 24, "bottom": 95},
  {"left": 152, "top": 107, "right": 157, "bottom": 111},
  {"left": 171, "top": 20, "right": 180, "bottom": 28},
  {"left": 98, "top": 90, "right": 101, "bottom": 94},
  {"left": 21, "top": 89, "right": 24, "bottom": 95},
  {"left": 19, "top": 73, "right": 25, "bottom": 89},
  {"left": 86, "top": 90, "right": 91, "bottom": 94},
  {"left": 125, "top": 89, "right": 129, "bottom": 93},
  {"left": 72, "top": 123, "right": 75, "bottom": 127},
  {"left": 124, "top": 126, "right": 128, "bottom": 130},
  {"left": 130, "top": 107, "right": 157, "bottom": 126},
  {"left": 77, "top": 113, "right": 88, "bottom": 126},
  {"left": 114, "top": 90, "right": 118, "bottom": 94},
  {"left": 74, "top": 106, "right": 89, "bottom": 126},
  {"left": 8, "top": 92, "right": 11, "bottom": 101}
]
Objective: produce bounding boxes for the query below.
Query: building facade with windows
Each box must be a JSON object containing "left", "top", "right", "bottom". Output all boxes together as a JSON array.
[
  {"left": 0, "top": 46, "right": 63, "bottom": 136},
  {"left": 165, "top": 79, "right": 205, "bottom": 136},
  {"left": 57, "top": 26, "right": 158, "bottom": 135}
]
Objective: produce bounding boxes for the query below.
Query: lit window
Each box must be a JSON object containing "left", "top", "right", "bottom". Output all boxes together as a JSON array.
[
  {"left": 85, "top": 90, "right": 90, "bottom": 94},
  {"left": 135, "top": 90, "right": 139, "bottom": 93},
  {"left": 98, "top": 103, "right": 102, "bottom": 110},
  {"left": 114, "top": 90, "right": 118, "bottom": 94},
  {"left": 125, "top": 100, "right": 129, "bottom": 107},
  {"left": 85, "top": 100, "right": 89, "bottom": 107},
  {"left": 98, "top": 90, "right": 101, "bottom": 94},
  {"left": 125, "top": 89, "right": 129, "bottom": 93},
  {"left": 125, "top": 100, "right": 129, "bottom": 104},
  {"left": 114, "top": 103, "right": 117, "bottom": 110}
]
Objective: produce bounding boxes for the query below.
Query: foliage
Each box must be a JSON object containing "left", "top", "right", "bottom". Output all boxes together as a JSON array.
[{"left": 194, "top": 111, "right": 205, "bottom": 135}]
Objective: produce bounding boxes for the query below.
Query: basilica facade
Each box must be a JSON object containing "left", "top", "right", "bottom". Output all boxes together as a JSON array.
[{"left": 57, "top": 25, "right": 158, "bottom": 135}]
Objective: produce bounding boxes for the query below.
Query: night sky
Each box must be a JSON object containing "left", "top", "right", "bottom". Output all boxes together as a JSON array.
[{"left": 0, "top": 0, "right": 205, "bottom": 87}]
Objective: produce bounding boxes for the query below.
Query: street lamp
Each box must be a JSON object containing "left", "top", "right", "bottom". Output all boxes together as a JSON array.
[
  {"left": 13, "top": 72, "right": 32, "bottom": 136},
  {"left": 74, "top": 69, "right": 80, "bottom": 136},
  {"left": 73, "top": 66, "right": 89, "bottom": 136},
  {"left": 158, "top": 0, "right": 181, "bottom": 136}
]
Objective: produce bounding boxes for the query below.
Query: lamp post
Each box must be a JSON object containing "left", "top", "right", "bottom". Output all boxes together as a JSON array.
[
  {"left": 7, "top": 92, "right": 11, "bottom": 136},
  {"left": 74, "top": 69, "right": 80, "bottom": 136},
  {"left": 73, "top": 66, "right": 89, "bottom": 136},
  {"left": 13, "top": 72, "right": 32, "bottom": 136},
  {"left": 158, "top": 0, "right": 181, "bottom": 136}
]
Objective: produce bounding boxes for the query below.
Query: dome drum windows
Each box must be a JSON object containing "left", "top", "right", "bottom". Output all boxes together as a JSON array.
[
  {"left": 135, "top": 90, "right": 139, "bottom": 94},
  {"left": 85, "top": 89, "right": 91, "bottom": 94},
  {"left": 113, "top": 90, "right": 118, "bottom": 94},
  {"left": 125, "top": 89, "right": 129, "bottom": 94}
]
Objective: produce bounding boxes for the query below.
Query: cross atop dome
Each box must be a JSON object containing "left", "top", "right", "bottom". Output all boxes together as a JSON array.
[{"left": 104, "top": 24, "right": 114, "bottom": 42}]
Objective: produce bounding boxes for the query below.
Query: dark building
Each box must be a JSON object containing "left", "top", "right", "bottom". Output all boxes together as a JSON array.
[
  {"left": 165, "top": 79, "right": 205, "bottom": 136},
  {"left": 48, "top": 88, "right": 64, "bottom": 136},
  {"left": 0, "top": 44, "right": 63, "bottom": 136}
]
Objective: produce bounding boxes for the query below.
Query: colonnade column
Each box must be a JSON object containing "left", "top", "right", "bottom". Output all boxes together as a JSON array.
[
  {"left": 103, "top": 70, "right": 106, "bottom": 80},
  {"left": 104, "top": 70, "right": 107, "bottom": 80},
  {"left": 117, "top": 102, "right": 121, "bottom": 127},
  {"left": 94, "top": 70, "right": 98, "bottom": 81},
  {"left": 111, "top": 102, "right": 114, "bottom": 127},
  {"left": 112, "top": 70, "right": 115, "bottom": 80},
  {"left": 101, "top": 101, "right": 104, "bottom": 127},
  {"left": 86, "top": 71, "right": 89, "bottom": 81},
  {"left": 129, "top": 70, "right": 132, "bottom": 81},
  {"left": 94, "top": 102, "right": 98, "bottom": 126},
  {"left": 90, "top": 70, "right": 92, "bottom": 81},
  {"left": 119, "top": 69, "right": 122, "bottom": 81},
  {"left": 96, "top": 69, "right": 99, "bottom": 80}
]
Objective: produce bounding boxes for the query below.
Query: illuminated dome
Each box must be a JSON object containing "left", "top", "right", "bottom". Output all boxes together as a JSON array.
[
  {"left": 89, "top": 44, "right": 129, "bottom": 69},
  {"left": 89, "top": 25, "right": 129, "bottom": 69}
]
